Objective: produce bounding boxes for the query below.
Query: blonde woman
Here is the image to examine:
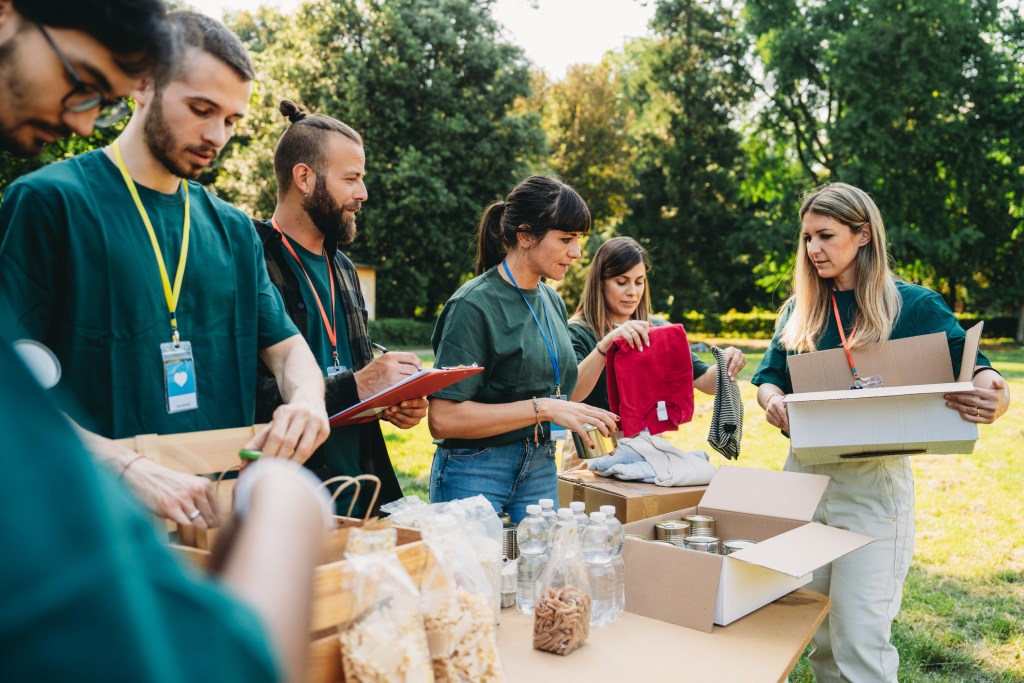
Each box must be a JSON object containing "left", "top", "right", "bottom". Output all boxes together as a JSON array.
[{"left": 752, "top": 183, "right": 1010, "bottom": 682}]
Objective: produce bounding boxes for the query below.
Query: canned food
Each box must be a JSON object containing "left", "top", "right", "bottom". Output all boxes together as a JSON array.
[
  {"left": 502, "top": 522, "right": 519, "bottom": 561},
  {"left": 571, "top": 424, "right": 620, "bottom": 459},
  {"left": 683, "top": 535, "right": 720, "bottom": 553},
  {"left": 683, "top": 515, "right": 716, "bottom": 537},
  {"left": 722, "top": 539, "right": 757, "bottom": 555}
]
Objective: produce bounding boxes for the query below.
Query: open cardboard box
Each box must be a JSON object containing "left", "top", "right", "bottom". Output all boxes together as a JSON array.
[
  {"left": 784, "top": 323, "right": 983, "bottom": 465},
  {"left": 558, "top": 469, "right": 707, "bottom": 523},
  {"left": 621, "top": 466, "right": 872, "bottom": 632}
]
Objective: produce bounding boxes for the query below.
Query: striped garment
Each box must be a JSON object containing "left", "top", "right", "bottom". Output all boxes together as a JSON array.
[{"left": 707, "top": 346, "right": 743, "bottom": 460}]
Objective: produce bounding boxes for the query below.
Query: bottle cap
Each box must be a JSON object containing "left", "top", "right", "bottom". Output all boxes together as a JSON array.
[
  {"left": 238, "top": 449, "right": 262, "bottom": 461},
  {"left": 589, "top": 511, "right": 607, "bottom": 523},
  {"left": 539, "top": 498, "right": 554, "bottom": 508},
  {"left": 557, "top": 508, "right": 573, "bottom": 519},
  {"left": 569, "top": 501, "right": 585, "bottom": 512},
  {"left": 599, "top": 505, "right": 617, "bottom": 517},
  {"left": 526, "top": 504, "right": 541, "bottom": 515}
]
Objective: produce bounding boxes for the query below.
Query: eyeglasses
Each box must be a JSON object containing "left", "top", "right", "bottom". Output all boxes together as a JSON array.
[{"left": 35, "top": 21, "right": 131, "bottom": 128}]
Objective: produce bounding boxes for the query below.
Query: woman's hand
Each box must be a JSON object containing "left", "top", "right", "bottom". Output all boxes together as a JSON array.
[
  {"left": 721, "top": 346, "right": 747, "bottom": 381},
  {"left": 539, "top": 398, "right": 619, "bottom": 448},
  {"left": 596, "top": 320, "right": 651, "bottom": 355},
  {"left": 945, "top": 368, "right": 1010, "bottom": 425},
  {"left": 758, "top": 385, "right": 790, "bottom": 435}
]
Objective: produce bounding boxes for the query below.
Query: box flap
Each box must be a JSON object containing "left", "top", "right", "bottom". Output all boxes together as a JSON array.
[
  {"left": 788, "top": 331, "right": 953, "bottom": 393},
  {"left": 958, "top": 322, "right": 984, "bottom": 382},
  {"left": 785, "top": 381, "right": 974, "bottom": 404},
  {"left": 698, "top": 466, "right": 830, "bottom": 522},
  {"left": 729, "top": 522, "right": 874, "bottom": 577}
]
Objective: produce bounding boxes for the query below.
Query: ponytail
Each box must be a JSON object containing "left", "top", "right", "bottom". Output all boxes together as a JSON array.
[{"left": 475, "top": 201, "right": 510, "bottom": 275}]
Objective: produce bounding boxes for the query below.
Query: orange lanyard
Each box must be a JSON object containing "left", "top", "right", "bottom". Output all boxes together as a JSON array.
[
  {"left": 271, "top": 218, "right": 340, "bottom": 368},
  {"left": 831, "top": 291, "right": 860, "bottom": 380}
]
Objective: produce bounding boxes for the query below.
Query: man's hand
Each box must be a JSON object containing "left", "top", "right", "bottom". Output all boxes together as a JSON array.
[
  {"left": 355, "top": 352, "right": 422, "bottom": 399},
  {"left": 123, "top": 456, "right": 221, "bottom": 528},
  {"left": 382, "top": 398, "right": 428, "bottom": 429},
  {"left": 245, "top": 399, "right": 330, "bottom": 463}
]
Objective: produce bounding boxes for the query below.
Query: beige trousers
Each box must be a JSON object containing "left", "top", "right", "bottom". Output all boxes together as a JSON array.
[{"left": 785, "top": 452, "right": 916, "bottom": 683}]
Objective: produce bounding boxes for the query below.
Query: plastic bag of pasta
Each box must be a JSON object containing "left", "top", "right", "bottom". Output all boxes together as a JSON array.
[
  {"left": 338, "top": 552, "right": 434, "bottom": 682},
  {"left": 419, "top": 514, "right": 505, "bottom": 683}
]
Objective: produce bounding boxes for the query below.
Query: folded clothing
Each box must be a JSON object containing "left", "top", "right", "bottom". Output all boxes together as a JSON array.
[
  {"left": 606, "top": 324, "right": 694, "bottom": 438},
  {"left": 590, "top": 433, "right": 716, "bottom": 487}
]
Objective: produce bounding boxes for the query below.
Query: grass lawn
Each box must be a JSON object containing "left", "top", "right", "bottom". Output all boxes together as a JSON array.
[{"left": 381, "top": 341, "right": 1024, "bottom": 681}]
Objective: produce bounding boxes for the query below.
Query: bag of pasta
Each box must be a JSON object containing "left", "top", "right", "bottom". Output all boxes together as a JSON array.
[
  {"left": 338, "top": 552, "right": 434, "bottom": 682},
  {"left": 419, "top": 514, "right": 505, "bottom": 683},
  {"left": 533, "top": 508, "right": 591, "bottom": 656}
]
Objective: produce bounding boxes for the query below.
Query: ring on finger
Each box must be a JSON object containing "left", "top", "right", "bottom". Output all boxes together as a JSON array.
[{"left": 974, "top": 405, "right": 980, "bottom": 417}]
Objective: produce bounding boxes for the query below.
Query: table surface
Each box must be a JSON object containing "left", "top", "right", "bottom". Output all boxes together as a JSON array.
[{"left": 496, "top": 589, "right": 829, "bottom": 683}]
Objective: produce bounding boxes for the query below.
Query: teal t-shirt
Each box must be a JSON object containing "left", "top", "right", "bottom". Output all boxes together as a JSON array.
[
  {"left": 431, "top": 266, "right": 579, "bottom": 448},
  {"left": 0, "top": 149, "right": 298, "bottom": 438},
  {"left": 752, "top": 281, "right": 992, "bottom": 394},
  {"left": 568, "top": 320, "right": 710, "bottom": 412},
  {"left": 283, "top": 241, "right": 363, "bottom": 515},
  {"left": 0, "top": 335, "right": 278, "bottom": 680}
]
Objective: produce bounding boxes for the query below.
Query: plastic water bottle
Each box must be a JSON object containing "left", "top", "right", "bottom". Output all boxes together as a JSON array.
[
  {"left": 581, "top": 511, "right": 617, "bottom": 626},
  {"left": 599, "top": 505, "right": 626, "bottom": 620},
  {"left": 516, "top": 504, "right": 549, "bottom": 615},
  {"left": 570, "top": 500, "right": 589, "bottom": 533},
  {"left": 538, "top": 498, "right": 557, "bottom": 529}
]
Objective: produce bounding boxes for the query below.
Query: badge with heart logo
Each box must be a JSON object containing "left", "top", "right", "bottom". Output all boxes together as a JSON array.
[{"left": 161, "top": 341, "right": 198, "bottom": 413}]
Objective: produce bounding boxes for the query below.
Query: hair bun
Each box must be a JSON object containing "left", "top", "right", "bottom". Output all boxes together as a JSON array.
[{"left": 279, "top": 99, "right": 307, "bottom": 123}]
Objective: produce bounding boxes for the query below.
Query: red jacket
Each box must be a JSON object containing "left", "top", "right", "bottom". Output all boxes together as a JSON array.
[{"left": 606, "top": 324, "right": 694, "bottom": 437}]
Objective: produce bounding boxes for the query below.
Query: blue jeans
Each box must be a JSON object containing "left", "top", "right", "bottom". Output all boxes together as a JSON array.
[{"left": 430, "top": 439, "right": 558, "bottom": 523}]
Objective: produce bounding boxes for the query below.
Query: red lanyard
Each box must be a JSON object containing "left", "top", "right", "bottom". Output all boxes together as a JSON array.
[
  {"left": 271, "top": 218, "right": 340, "bottom": 368},
  {"left": 831, "top": 291, "right": 860, "bottom": 380}
]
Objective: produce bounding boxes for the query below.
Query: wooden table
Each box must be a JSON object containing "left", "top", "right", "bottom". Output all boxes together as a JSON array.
[{"left": 497, "top": 589, "right": 829, "bottom": 683}]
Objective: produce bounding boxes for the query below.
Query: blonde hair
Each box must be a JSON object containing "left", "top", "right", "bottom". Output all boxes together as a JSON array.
[
  {"left": 571, "top": 236, "right": 652, "bottom": 336},
  {"left": 779, "top": 183, "right": 902, "bottom": 352}
]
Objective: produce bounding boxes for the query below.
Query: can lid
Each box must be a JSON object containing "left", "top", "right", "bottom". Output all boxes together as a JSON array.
[{"left": 238, "top": 449, "right": 262, "bottom": 461}]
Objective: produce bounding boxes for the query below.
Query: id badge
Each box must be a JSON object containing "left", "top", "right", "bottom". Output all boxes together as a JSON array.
[
  {"left": 548, "top": 393, "right": 568, "bottom": 441},
  {"left": 851, "top": 375, "right": 884, "bottom": 390},
  {"left": 161, "top": 341, "right": 198, "bottom": 413},
  {"left": 326, "top": 364, "right": 347, "bottom": 378}
]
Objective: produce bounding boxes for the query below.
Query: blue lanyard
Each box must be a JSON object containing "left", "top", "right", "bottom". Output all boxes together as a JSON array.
[{"left": 502, "top": 260, "right": 561, "bottom": 394}]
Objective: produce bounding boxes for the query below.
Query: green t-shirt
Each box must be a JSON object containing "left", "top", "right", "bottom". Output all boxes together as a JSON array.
[
  {"left": 283, "top": 241, "right": 363, "bottom": 516},
  {"left": 752, "top": 281, "right": 992, "bottom": 393},
  {"left": 0, "top": 335, "right": 278, "bottom": 680},
  {"left": 431, "top": 266, "right": 578, "bottom": 448},
  {"left": 567, "top": 320, "right": 710, "bottom": 412},
  {"left": 0, "top": 150, "right": 298, "bottom": 438}
]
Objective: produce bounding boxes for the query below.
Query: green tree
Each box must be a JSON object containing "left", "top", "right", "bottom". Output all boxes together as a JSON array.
[
  {"left": 621, "top": 0, "right": 759, "bottom": 318},
  {"left": 220, "top": 0, "right": 544, "bottom": 318},
  {"left": 746, "top": 0, "right": 1024, "bottom": 319}
]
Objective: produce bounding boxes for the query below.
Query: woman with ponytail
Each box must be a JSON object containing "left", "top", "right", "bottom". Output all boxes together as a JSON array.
[
  {"left": 752, "top": 182, "right": 1010, "bottom": 682},
  {"left": 428, "top": 175, "right": 618, "bottom": 522}
]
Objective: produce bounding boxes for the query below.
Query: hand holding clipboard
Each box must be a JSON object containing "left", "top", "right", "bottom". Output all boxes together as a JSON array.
[{"left": 329, "top": 365, "right": 483, "bottom": 427}]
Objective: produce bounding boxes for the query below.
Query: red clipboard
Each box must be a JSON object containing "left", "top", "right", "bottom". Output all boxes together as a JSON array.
[{"left": 328, "top": 365, "right": 484, "bottom": 427}]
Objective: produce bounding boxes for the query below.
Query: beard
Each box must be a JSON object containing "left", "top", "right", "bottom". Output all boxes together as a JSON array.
[
  {"left": 143, "top": 92, "right": 218, "bottom": 180},
  {"left": 304, "top": 173, "right": 359, "bottom": 247},
  {"left": 0, "top": 38, "right": 72, "bottom": 156}
]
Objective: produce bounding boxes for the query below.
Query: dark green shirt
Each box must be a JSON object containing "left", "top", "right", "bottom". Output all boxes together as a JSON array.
[
  {"left": 431, "top": 266, "right": 578, "bottom": 448},
  {"left": 752, "top": 281, "right": 991, "bottom": 394},
  {"left": 0, "top": 334, "right": 277, "bottom": 680},
  {"left": 283, "top": 240, "right": 363, "bottom": 515},
  {"left": 0, "top": 150, "right": 298, "bottom": 438},
  {"left": 567, "top": 321, "right": 710, "bottom": 412}
]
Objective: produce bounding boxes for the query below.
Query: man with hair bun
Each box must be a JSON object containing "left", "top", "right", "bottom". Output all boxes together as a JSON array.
[
  {"left": 253, "top": 100, "right": 427, "bottom": 514},
  {"left": 0, "top": 11, "right": 330, "bottom": 527}
]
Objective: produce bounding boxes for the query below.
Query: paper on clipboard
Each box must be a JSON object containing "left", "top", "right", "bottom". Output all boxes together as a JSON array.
[{"left": 328, "top": 365, "right": 484, "bottom": 427}]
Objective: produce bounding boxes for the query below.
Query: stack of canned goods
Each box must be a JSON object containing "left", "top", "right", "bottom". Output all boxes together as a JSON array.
[
  {"left": 654, "top": 520, "right": 691, "bottom": 547},
  {"left": 681, "top": 514, "right": 718, "bottom": 553}
]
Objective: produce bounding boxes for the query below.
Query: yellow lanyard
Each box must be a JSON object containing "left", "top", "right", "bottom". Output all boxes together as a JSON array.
[{"left": 111, "top": 140, "right": 190, "bottom": 344}]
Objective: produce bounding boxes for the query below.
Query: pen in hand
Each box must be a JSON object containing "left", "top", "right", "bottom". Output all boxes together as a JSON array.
[{"left": 372, "top": 342, "right": 389, "bottom": 354}]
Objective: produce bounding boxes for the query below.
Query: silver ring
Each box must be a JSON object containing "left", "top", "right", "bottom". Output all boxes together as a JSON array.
[{"left": 187, "top": 508, "right": 202, "bottom": 521}]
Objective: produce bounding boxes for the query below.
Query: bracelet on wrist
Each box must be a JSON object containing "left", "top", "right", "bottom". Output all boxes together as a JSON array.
[
  {"left": 531, "top": 397, "right": 542, "bottom": 446},
  {"left": 766, "top": 394, "right": 784, "bottom": 410},
  {"left": 596, "top": 345, "right": 607, "bottom": 357},
  {"left": 120, "top": 454, "right": 146, "bottom": 480}
]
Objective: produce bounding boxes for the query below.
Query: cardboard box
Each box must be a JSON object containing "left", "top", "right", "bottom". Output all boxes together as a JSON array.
[
  {"left": 784, "top": 323, "right": 983, "bottom": 465},
  {"left": 558, "top": 470, "right": 707, "bottom": 523},
  {"left": 621, "top": 466, "right": 873, "bottom": 632}
]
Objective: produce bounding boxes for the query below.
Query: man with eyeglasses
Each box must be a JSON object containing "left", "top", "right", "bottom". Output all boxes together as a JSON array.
[
  {"left": 0, "top": 10, "right": 331, "bottom": 528},
  {"left": 0, "top": 0, "right": 165, "bottom": 156},
  {"left": 0, "top": 3, "right": 328, "bottom": 681}
]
